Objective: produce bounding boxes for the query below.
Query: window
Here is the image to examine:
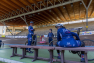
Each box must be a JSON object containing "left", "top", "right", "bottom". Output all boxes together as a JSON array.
[
  {"left": 6, "top": 29, "right": 12, "bottom": 32},
  {"left": 15, "top": 29, "right": 23, "bottom": 32}
]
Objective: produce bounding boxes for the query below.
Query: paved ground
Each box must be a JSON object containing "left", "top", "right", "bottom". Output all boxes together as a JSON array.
[
  {"left": 0, "top": 35, "right": 94, "bottom": 63},
  {"left": 0, "top": 37, "right": 27, "bottom": 44},
  {"left": 1, "top": 34, "right": 94, "bottom": 45}
]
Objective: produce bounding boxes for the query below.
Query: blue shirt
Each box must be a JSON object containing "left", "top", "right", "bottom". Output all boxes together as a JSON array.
[
  {"left": 28, "top": 26, "right": 34, "bottom": 34},
  {"left": 27, "top": 26, "right": 34, "bottom": 39},
  {"left": 57, "top": 28, "right": 81, "bottom": 47},
  {"left": 48, "top": 32, "right": 54, "bottom": 38},
  {"left": 57, "top": 28, "right": 80, "bottom": 41}
]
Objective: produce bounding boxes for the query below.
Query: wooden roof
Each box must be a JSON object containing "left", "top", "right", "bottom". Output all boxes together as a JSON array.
[{"left": 0, "top": 0, "right": 94, "bottom": 26}]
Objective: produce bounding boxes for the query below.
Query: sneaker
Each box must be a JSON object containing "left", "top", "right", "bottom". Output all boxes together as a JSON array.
[
  {"left": 57, "top": 56, "right": 61, "bottom": 59},
  {"left": 81, "top": 58, "right": 85, "bottom": 62},
  {"left": 28, "top": 51, "right": 33, "bottom": 53}
]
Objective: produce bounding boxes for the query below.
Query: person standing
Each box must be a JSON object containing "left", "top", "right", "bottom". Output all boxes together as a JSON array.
[
  {"left": 26, "top": 21, "right": 34, "bottom": 53},
  {"left": 48, "top": 29, "right": 54, "bottom": 46}
]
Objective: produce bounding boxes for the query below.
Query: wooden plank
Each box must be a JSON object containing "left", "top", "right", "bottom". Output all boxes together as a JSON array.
[
  {"left": 15, "top": 54, "right": 50, "bottom": 61},
  {"left": 20, "top": 45, "right": 55, "bottom": 50},
  {"left": 55, "top": 47, "right": 94, "bottom": 51},
  {"left": 9, "top": 45, "right": 23, "bottom": 47},
  {"left": 15, "top": 53, "right": 51, "bottom": 61},
  {"left": 9, "top": 45, "right": 54, "bottom": 50}
]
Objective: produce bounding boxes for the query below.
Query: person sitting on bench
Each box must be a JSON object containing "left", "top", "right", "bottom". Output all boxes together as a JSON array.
[{"left": 55, "top": 23, "right": 85, "bottom": 62}]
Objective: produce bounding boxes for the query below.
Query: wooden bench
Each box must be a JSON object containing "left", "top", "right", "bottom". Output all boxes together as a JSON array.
[
  {"left": 10, "top": 45, "right": 94, "bottom": 63},
  {"left": 9, "top": 45, "right": 54, "bottom": 63},
  {"left": 55, "top": 47, "right": 94, "bottom": 63},
  {"left": 9, "top": 45, "right": 23, "bottom": 57}
]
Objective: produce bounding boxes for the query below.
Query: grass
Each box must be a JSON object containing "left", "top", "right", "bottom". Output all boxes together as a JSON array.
[{"left": 0, "top": 61, "right": 6, "bottom": 63}]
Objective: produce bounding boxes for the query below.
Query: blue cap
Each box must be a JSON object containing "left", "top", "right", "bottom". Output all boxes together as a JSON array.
[
  {"left": 30, "top": 21, "right": 34, "bottom": 23},
  {"left": 49, "top": 29, "right": 52, "bottom": 31}
]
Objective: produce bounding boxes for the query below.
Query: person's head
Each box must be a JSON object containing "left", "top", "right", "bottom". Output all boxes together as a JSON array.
[
  {"left": 55, "top": 23, "right": 65, "bottom": 29},
  {"left": 49, "top": 29, "right": 52, "bottom": 33},
  {"left": 30, "top": 21, "right": 34, "bottom": 26}
]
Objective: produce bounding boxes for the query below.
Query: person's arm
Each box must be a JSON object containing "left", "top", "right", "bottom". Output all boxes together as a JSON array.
[
  {"left": 48, "top": 33, "right": 49, "bottom": 37},
  {"left": 52, "top": 33, "right": 54, "bottom": 38},
  {"left": 57, "top": 30, "right": 61, "bottom": 41},
  {"left": 27, "top": 34, "right": 29, "bottom": 39},
  {"left": 30, "top": 27, "right": 34, "bottom": 35},
  {"left": 71, "top": 32, "right": 80, "bottom": 40}
]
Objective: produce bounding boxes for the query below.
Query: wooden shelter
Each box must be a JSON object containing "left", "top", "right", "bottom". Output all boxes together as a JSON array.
[{"left": 0, "top": 0, "right": 93, "bottom": 30}]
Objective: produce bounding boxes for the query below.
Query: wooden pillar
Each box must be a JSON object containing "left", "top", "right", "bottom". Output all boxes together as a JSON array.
[
  {"left": 15, "top": 47, "right": 17, "bottom": 54},
  {"left": 61, "top": 50, "right": 64, "bottom": 63},
  {"left": 49, "top": 50, "right": 53, "bottom": 63},
  {"left": 20, "top": 48, "right": 26, "bottom": 59},
  {"left": 84, "top": 52, "right": 88, "bottom": 63},
  {"left": 10, "top": 47, "right": 15, "bottom": 57},
  {"left": 32, "top": 49, "right": 38, "bottom": 62}
]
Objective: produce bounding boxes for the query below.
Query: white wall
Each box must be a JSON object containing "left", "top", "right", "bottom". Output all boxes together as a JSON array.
[{"left": 0, "top": 26, "right": 6, "bottom": 35}]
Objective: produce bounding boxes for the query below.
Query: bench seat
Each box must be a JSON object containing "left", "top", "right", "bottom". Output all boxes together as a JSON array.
[
  {"left": 10, "top": 45, "right": 54, "bottom": 63},
  {"left": 55, "top": 47, "right": 94, "bottom": 63}
]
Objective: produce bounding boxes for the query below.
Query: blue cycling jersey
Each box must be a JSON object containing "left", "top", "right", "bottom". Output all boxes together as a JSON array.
[{"left": 57, "top": 28, "right": 81, "bottom": 47}]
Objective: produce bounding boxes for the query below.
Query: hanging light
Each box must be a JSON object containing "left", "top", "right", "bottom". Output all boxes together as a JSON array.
[
  {"left": 63, "top": 6, "right": 65, "bottom": 9},
  {"left": 38, "top": 13, "right": 40, "bottom": 15},
  {"left": 49, "top": 10, "right": 51, "bottom": 12},
  {"left": 80, "top": 2, "right": 82, "bottom": 5}
]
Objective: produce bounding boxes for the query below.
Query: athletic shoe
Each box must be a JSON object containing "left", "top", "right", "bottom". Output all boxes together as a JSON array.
[
  {"left": 57, "top": 56, "right": 61, "bottom": 59},
  {"left": 28, "top": 51, "right": 33, "bottom": 53}
]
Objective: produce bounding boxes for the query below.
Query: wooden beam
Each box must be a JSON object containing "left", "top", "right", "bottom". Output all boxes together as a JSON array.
[
  {"left": 0, "top": 1, "right": 16, "bottom": 11},
  {"left": 0, "top": 0, "right": 82, "bottom": 22},
  {"left": 43, "top": 11, "right": 57, "bottom": 22},
  {"left": 89, "top": 4, "right": 94, "bottom": 17},
  {"left": 64, "top": 6, "right": 71, "bottom": 20}
]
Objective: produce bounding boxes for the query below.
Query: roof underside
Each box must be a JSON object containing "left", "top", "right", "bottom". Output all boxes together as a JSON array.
[{"left": 0, "top": 0, "right": 93, "bottom": 26}]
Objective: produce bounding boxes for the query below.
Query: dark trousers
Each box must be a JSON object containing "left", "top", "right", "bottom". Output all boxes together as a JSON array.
[
  {"left": 0, "top": 42, "right": 1, "bottom": 47},
  {"left": 49, "top": 37, "right": 53, "bottom": 46},
  {"left": 26, "top": 40, "right": 32, "bottom": 51}
]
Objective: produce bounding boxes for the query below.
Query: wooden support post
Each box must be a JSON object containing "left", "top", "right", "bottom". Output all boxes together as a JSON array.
[
  {"left": 25, "top": 48, "right": 26, "bottom": 55},
  {"left": 32, "top": 49, "right": 38, "bottom": 62},
  {"left": 49, "top": 50, "right": 53, "bottom": 63},
  {"left": 20, "top": 48, "right": 26, "bottom": 59},
  {"left": 61, "top": 50, "right": 64, "bottom": 63},
  {"left": 84, "top": 52, "right": 88, "bottom": 63},
  {"left": 15, "top": 47, "right": 17, "bottom": 54},
  {"left": 10, "top": 47, "right": 15, "bottom": 57}
]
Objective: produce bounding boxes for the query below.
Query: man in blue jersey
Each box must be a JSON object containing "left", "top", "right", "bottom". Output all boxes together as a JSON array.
[
  {"left": 55, "top": 23, "right": 85, "bottom": 62},
  {"left": 26, "top": 21, "right": 34, "bottom": 53}
]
